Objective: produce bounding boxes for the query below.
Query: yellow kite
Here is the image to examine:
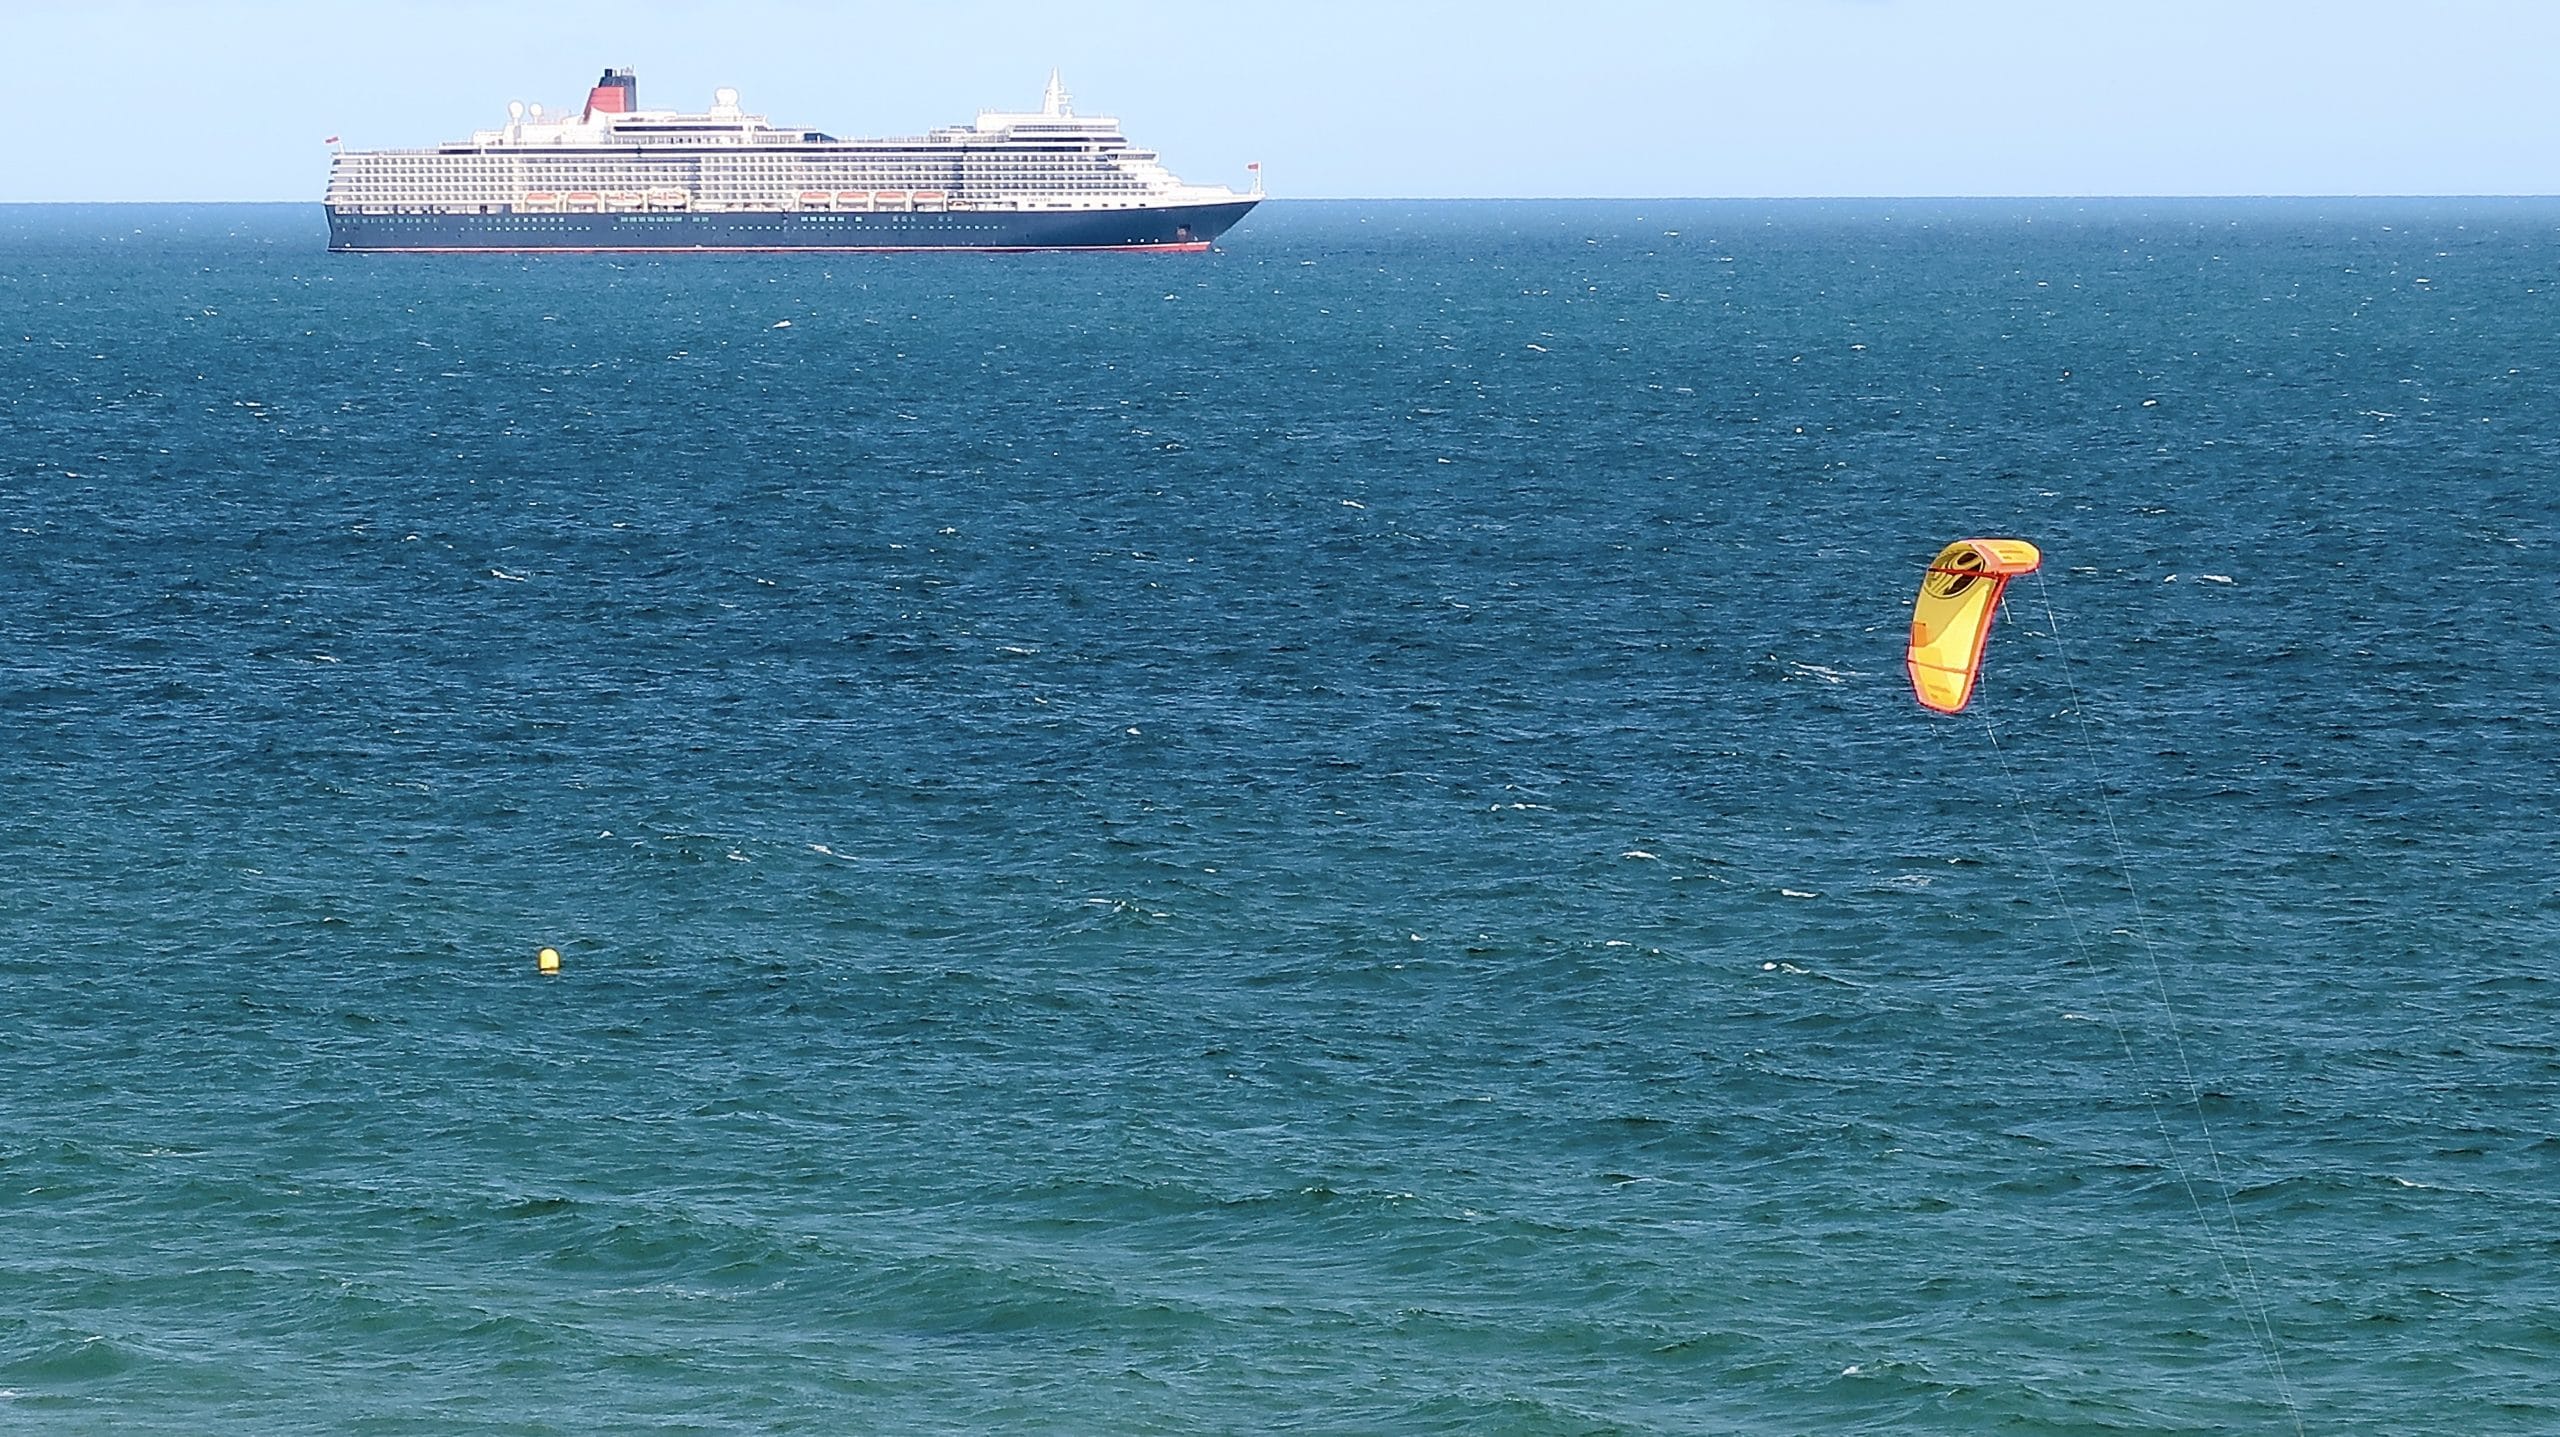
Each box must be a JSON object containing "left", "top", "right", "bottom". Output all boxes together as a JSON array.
[{"left": 1906, "top": 539, "right": 2042, "bottom": 713}]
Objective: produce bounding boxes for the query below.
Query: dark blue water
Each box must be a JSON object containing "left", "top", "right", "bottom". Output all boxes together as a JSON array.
[{"left": 3, "top": 199, "right": 2556, "bottom": 1432}]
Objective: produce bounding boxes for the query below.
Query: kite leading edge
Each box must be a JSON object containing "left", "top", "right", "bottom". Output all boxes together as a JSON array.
[{"left": 1906, "top": 538, "right": 2042, "bottom": 714}]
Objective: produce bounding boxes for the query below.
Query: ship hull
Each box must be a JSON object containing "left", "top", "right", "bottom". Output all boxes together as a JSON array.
[{"left": 325, "top": 200, "right": 1258, "bottom": 253}]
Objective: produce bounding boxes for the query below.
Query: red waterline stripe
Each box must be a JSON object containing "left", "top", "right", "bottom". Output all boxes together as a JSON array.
[{"left": 331, "top": 242, "right": 1217, "bottom": 256}]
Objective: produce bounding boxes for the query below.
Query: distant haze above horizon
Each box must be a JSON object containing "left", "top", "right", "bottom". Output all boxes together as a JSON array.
[{"left": 5, "top": 0, "right": 2557, "bottom": 202}]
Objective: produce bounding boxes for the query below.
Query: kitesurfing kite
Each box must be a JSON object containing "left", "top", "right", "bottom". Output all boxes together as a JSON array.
[{"left": 1905, "top": 538, "right": 2041, "bottom": 713}]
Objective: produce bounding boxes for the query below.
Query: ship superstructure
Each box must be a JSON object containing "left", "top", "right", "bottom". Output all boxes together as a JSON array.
[{"left": 324, "top": 69, "right": 1259, "bottom": 253}]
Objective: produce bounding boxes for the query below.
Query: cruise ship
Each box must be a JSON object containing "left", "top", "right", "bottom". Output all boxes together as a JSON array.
[{"left": 324, "top": 69, "right": 1260, "bottom": 253}]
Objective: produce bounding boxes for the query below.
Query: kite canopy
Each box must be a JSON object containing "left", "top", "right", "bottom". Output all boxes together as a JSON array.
[{"left": 1906, "top": 538, "right": 2042, "bottom": 713}]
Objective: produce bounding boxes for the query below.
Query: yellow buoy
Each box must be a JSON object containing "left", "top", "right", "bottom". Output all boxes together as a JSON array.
[{"left": 536, "top": 946, "right": 561, "bottom": 975}]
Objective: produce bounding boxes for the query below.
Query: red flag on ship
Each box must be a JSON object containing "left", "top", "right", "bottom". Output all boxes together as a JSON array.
[
  {"left": 1247, "top": 162, "right": 1260, "bottom": 171},
  {"left": 324, "top": 135, "right": 340, "bottom": 145}
]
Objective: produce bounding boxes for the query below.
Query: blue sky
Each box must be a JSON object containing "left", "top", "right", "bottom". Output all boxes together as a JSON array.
[{"left": 4, "top": 0, "right": 2557, "bottom": 200}]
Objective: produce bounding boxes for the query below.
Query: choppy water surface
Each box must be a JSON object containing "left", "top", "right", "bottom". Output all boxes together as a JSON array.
[{"left": 2, "top": 199, "right": 2557, "bottom": 1432}]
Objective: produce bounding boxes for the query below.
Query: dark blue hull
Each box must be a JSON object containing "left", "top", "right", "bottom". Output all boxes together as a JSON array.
[{"left": 325, "top": 200, "right": 1257, "bottom": 253}]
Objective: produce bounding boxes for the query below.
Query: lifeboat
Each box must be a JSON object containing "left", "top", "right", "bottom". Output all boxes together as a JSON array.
[
  {"left": 874, "top": 190, "right": 910, "bottom": 206},
  {"left": 912, "top": 190, "right": 948, "bottom": 210},
  {"left": 604, "top": 191, "right": 645, "bottom": 209},
  {"left": 835, "top": 190, "right": 870, "bottom": 208},
  {"left": 798, "top": 189, "right": 834, "bottom": 208},
  {"left": 520, "top": 191, "right": 560, "bottom": 210},
  {"left": 647, "top": 188, "right": 690, "bottom": 208}
]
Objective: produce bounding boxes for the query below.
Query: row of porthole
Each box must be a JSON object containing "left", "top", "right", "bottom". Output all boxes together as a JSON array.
[
  {"left": 341, "top": 217, "right": 1011, "bottom": 229},
  {"left": 345, "top": 221, "right": 1010, "bottom": 232},
  {"left": 343, "top": 170, "right": 1138, "bottom": 182}
]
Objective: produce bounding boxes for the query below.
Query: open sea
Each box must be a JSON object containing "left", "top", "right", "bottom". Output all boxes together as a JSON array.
[{"left": 2, "top": 198, "right": 2556, "bottom": 1433}]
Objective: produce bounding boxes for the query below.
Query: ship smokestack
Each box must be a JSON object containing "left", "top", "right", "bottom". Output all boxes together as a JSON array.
[{"left": 584, "top": 68, "right": 637, "bottom": 119}]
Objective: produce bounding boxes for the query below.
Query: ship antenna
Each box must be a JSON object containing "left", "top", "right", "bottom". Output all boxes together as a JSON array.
[{"left": 1043, "top": 69, "right": 1071, "bottom": 117}]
